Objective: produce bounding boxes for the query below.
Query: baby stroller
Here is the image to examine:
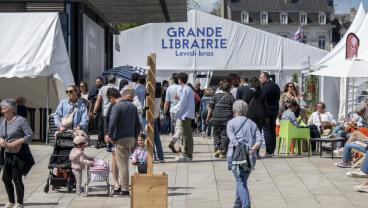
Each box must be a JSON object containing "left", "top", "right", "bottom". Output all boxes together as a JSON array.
[
  {"left": 44, "top": 132, "right": 75, "bottom": 193},
  {"left": 84, "top": 158, "right": 112, "bottom": 196}
]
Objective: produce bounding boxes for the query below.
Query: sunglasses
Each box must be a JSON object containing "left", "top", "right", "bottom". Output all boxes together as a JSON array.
[
  {"left": 288, "top": 85, "right": 294, "bottom": 88},
  {"left": 65, "top": 90, "right": 74, "bottom": 94},
  {"left": 80, "top": 85, "right": 85, "bottom": 88}
]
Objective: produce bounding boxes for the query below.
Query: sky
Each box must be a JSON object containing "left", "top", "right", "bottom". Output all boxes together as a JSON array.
[
  {"left": 335, "top": 0, "right": 368, "bottom": 13},
  {"left": 188, "top": 0, "right": 368, "bottom": 14}
]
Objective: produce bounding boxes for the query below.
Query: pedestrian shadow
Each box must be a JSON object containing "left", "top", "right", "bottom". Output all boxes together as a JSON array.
[
  {"left": 0, "top": 203, "right": 59, "bottom": 206},
  {"left": 164, "top": 159, "right": 226, "bottom": 164},
  {"left": 168, "top": 192, "right": 191, "bottom": 196},
  {"left": 168, "top": 186, "right": 195, "bottom": 191}
]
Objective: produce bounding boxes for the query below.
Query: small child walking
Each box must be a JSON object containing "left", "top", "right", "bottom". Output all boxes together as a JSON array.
[
  {"left": 131, "top": 134, "right": 148, "bottom": 173},
  {"left": 69, "top": 136, "right": 95, "bottom": 196}
]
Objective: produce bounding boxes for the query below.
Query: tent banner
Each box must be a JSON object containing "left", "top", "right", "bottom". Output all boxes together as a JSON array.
[
  {"left": 114, "top": 10, "right": 326, "bottom": 71},
  {"left": 346, "top": 33, "right": 360, "bottom": 59}
]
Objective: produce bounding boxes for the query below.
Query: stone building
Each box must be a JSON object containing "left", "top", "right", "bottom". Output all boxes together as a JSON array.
[{"left": 228, "top": 0, "right": 335, "bottom": 50}]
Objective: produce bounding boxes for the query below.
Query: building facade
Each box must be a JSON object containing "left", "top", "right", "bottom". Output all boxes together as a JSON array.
[{"left": 228, "top": 0, "right": 335, "bottom": 50}]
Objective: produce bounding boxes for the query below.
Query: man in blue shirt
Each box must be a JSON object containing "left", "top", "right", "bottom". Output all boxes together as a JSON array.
[{"left": 176, "top": 73, "right": 195, "bottom": 162}]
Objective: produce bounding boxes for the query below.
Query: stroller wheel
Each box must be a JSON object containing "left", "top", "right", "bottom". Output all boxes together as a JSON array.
[{"left": 44, "top": 184, "right": 49, "bottom": 193}]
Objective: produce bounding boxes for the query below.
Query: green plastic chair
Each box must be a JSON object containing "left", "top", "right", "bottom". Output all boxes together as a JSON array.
[{"left": 277, "top": 120, "right": 311, "bottom": 157}]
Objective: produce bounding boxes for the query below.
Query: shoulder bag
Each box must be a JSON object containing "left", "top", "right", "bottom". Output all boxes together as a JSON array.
[{"left": 61, "top": 107, "right": 76, "bottom": 128}]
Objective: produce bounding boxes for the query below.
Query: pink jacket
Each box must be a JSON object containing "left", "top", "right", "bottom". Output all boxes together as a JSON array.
[
  {"left": 131, "top": 147, "right": 147, "bottom": 164},
  {"left": 69, "top": 148, "right": 94, "bottom": 170}
]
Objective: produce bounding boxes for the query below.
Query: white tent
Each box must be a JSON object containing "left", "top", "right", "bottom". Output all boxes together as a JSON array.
[
  {"left": 312, "top": 3, "right": 367, "bottom": 118},
  {"left": 0, "top": 13, "right": 74, "bottom": 109},
  {"left": 114, "top": 10, "right": 326, "bottom": 73},
  {"left": 0, "top": 13, "right": 74, "bottom": 141}
]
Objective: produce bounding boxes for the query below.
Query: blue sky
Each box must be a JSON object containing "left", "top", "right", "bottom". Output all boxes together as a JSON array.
[{"left": 335, "top": 0, "right": 368, "bottom": 13}]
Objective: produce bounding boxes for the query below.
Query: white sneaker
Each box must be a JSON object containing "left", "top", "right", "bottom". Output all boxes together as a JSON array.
[
  {"left": 13, "top": 204, "right": 24, "bottom": 208},
  {"left": 175, "top": 155, "right": 192, "bottom": 162},
  {"left": 347, "top": 170, "right": 368, "bottom": 178},
  {"left": 3, "top": 203, "right": 14, "bottom": 208}
]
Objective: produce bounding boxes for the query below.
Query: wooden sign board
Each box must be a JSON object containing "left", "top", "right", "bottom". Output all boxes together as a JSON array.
[{"left": 131, "top": 173, "right": 168, "bottom": 208}]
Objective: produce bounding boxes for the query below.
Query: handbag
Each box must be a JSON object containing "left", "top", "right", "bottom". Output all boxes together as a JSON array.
[
  {"left": 317, "top": 113, "right": 333, "bottom": 135},
  {"left": 61, "top": 108, "right": 76, "bottom": 128},
  {"left": 4, "top": 121, "right": 22, "bottom": 154}
]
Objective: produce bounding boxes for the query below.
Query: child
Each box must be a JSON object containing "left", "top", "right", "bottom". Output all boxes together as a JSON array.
[
  {"left": 69, "top": 136, "right": 95, "bottom": 196},
  {"left": 131, "top": 134, "right": 148, "bottom": 173}
]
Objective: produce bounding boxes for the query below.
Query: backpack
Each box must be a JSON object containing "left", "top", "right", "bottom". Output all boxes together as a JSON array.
[{"left": 231, "top": 118, "right": 254, "bottom": 176}]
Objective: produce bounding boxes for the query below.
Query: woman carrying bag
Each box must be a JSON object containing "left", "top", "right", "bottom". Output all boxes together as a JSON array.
[
  {"left": 227, "top": 100, "right": 263, "bottom": 208},
  {"left": 0, "top": 99, "right": 35, "bottom": 208}
]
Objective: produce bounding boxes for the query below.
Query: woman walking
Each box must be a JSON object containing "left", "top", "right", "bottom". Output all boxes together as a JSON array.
[
  {"left": 227, "top": 100, "right": 262, "bottom": 208},
  {"left": 0, "top": 99, "right": 35, "bottom": 208},
  {"left": 207, "top": 80, "right": 235, "bottom": 158}
]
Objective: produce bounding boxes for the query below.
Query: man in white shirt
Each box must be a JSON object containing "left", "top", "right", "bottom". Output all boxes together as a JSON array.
[
  {"left": 93, "top": 75, "right": 118, "bottom": 149},
  {"left": 164, "top": 73, "right": 182, "bottom": 153}
]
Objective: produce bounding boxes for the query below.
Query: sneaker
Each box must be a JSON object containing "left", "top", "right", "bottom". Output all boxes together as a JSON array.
[
  {"left": 264, "top": 153, "right": 273, "bottom": 158},
  {"left": 168, "top": 142, "right": 178, "bottom": 153},
  {"left": 333, "top": 149, "right": 343, "bottom": 156},
  {"left": 121, "top": 190, "right": 130, "bottom": 196},
  {"left": 353, "top": 184, "right": 368, "bottom": 192},
  {"left": 154, "top": 159, "right": 165, "bottom": 164},
  {"left": 4, "top": 202, "right": 14, "bottom": 208},
  {"left": 112, "top": 188, "right": 122, "bottom": 197},
  {"left": 175, "top": 155, "right": 192, "bottom": 162},
  {"left": 347, "top": 170, "right": 368, "bottom": 178},
  {"left": 219, "top": 152, "right": 227, "bottom": 159},
  {"left": 13, "top": 204, "right": 23, "bottom": 208},
  {"left": 214, "top": 150, "right": 221, "bottom": 158},
  {"left": 334, "top": 162, "right": 351, "bottom": 168}
]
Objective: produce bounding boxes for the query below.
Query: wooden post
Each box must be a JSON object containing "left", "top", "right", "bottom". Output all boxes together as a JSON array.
[
  {"left": 131, "top": 53, "right": 168, "bottom": 208},
  {"left": 146, "top": 53, "right": 156, "bottom": 175}
]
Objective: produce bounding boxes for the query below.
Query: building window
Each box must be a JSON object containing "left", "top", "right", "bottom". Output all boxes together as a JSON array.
[
  {"left": 280, "top": 12, "right": 288, "bottom": 24},
  {"left": 319, "top": 12, "right": 326, "bottom": 24},
  {"left": 300, "top": 12, "right": 307, "bottom": 24},
  {"left": 261, "top": 11, "right": 268, "bottom": 24},
  {"left": 241, "top": 11, "right": 249, "bottom": 24},
  {"left": 318, "top": 35, "right": 326, "bottom": 49}
]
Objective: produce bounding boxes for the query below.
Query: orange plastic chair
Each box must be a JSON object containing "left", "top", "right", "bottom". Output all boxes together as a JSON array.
[{"left": 358, "top": 128, "right": 368, "bottom": 137}]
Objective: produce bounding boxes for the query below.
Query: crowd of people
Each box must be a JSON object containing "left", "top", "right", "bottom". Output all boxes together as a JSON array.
[{"left": 3, "top": 69, "right": 368, "bottom": 207}]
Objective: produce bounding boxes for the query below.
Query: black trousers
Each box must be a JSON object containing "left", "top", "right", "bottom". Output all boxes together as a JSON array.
[
  {"left": 213, "top": 123, "right": 229, "bottom": 152},
  {"left": 2, "top": 153, "right": 24, "bottom": 204},
  {"left": 263, "top": 113, "right": 278, "bottom": 154},
  {"left": 97, "top": 113, "right": 104, "bottom": 143}
]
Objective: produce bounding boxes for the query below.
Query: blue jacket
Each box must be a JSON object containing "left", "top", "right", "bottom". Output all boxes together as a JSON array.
[{"left": 54, "top": 99, "right": 89, "bottom": 130}]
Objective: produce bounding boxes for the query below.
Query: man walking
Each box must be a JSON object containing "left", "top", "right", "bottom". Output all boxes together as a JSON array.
[
  {"left": 259, "top": 72, "right": 280, "bottom": 157},
  {"left": 92, "top": 75, "right": 118, "bottom": 149},
  {"left": 88, "top": 77, "right": 104, "bottom": 147},
  {"left": 164, "top": 73, "right": 181, "bottom": 153},
  {"left": 175, "top": 73, "right": 195, "bottom": 162},
  {"left": 106, "top": 89, "right": 141, "bottom": 196}
]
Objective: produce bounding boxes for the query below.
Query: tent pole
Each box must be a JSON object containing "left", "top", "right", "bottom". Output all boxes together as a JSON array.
[{"left": 46, "top": 75, "right": 50, "bottom": 145}]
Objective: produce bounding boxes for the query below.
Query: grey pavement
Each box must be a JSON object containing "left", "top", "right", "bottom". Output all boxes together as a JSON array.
[{"left": 1, "top": 135, "right": 368, "bottom": 208}]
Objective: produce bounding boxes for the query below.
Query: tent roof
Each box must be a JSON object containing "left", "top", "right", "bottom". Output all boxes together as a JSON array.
[
  {"left": 0, "top": 12, "right": 74, "bottom": 108},
  {"left": 114, "top": 10, "right": 327, "bottom": 71}
]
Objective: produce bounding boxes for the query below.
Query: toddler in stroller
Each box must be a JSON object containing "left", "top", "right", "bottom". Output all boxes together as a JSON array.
[{"left": 69, "top": 135, "right": 95, "bottom": 196}]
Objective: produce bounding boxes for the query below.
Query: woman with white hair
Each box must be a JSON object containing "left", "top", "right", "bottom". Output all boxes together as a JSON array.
[
  {"left": 0, "top": 98, "right": 34, "bottom": 208},
  {"left": 227, "top": 100, "right": 263, "bottom": 208}
]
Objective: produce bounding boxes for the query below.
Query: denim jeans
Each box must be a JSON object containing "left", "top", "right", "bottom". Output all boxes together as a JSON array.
[
  {"left": 342, "top": 143, "right": 367, "bottom": 163},
  {"left": 332, "top": 124, "right": 347, "bottom": 138},
  {"left": 154, "top": 119, "right": 164, "bottom": 161},
  {"left": 228, "top": 156, "right": 256, "bottom": 208}
]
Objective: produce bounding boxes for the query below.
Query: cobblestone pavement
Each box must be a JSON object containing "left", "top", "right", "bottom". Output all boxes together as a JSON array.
[{"left": 1, "top": 135, "right": 368, "bottom": 208}]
